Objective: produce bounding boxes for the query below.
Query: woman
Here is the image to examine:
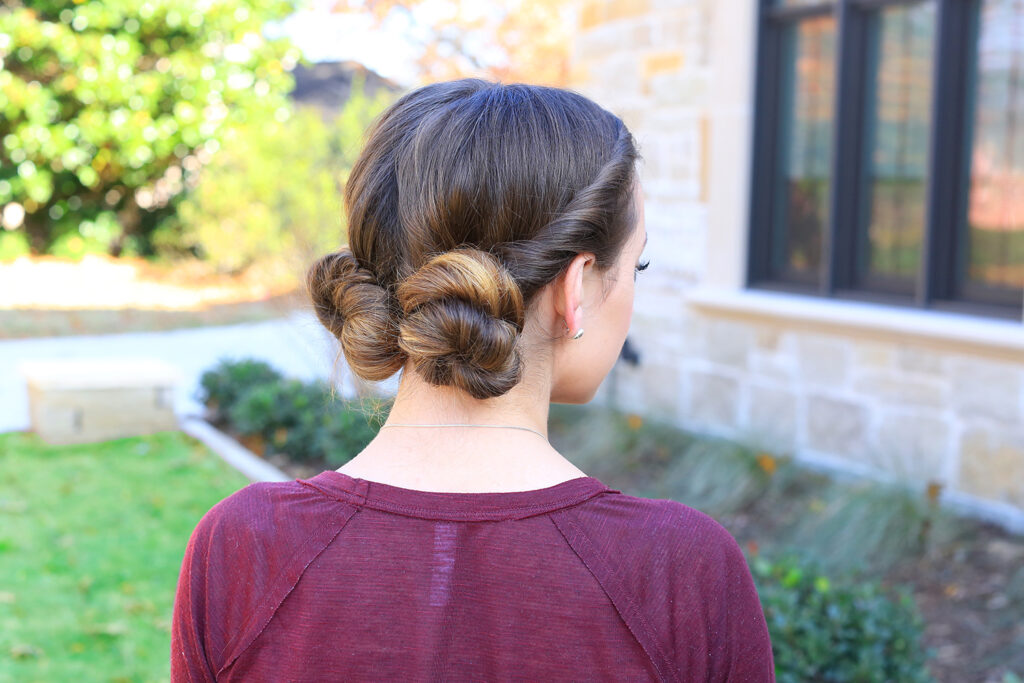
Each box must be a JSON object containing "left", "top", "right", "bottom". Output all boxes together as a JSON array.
[{"left": 171, "top": 79, "right": 774, "bottom": 681}]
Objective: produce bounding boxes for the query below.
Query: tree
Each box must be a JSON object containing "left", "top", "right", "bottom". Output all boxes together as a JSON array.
[
  {"left": 330, "top": 0, "right": 573, "bottom": 86},
  {"left": 0, "top": 0, "right": 299, "bottom": 257},
  {"left": 175, "top": 79, "right": 393, "bottom": 278}
]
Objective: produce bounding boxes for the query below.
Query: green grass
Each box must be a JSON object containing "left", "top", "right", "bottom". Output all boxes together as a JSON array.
[{"left": 0, "top": 430, "right": 250, "bottom": 682}]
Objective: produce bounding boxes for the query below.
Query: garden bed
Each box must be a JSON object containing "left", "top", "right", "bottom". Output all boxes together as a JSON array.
[{"left": 544, "top": 405, "right": 1024, "bottom": 683}]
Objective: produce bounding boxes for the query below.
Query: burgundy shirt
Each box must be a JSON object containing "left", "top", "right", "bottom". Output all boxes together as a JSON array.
[{"left": 171, "top": 470, "right": 775, "bottom": 681}]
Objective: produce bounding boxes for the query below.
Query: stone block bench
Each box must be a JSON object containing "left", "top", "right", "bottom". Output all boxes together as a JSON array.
[{"left": 19, "top": 358, "right": 182, "bottom": 445}]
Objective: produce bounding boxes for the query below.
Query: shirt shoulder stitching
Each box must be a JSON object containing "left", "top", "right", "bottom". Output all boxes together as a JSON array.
[
  {"left": 548, "top": 507, "right": 682, "bottom": 683},
  {"left": 300, "top": 478, "right": 611, "bottom": 520},
  {"left": 215, "top": 502, "right": 359, "bottom": 676}
]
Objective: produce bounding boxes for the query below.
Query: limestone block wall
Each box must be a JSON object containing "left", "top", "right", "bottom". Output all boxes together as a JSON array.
[
  {"left": 602, "top": 312, "right": 1024, "bottom": 512},
  {"left": 572, "top": 0, "right": 1024, "bottom": 526}
]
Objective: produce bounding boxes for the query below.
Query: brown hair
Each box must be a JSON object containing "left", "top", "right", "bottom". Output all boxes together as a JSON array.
[{"left": 306, "top": 79, "right": 639, "bottom": 400}]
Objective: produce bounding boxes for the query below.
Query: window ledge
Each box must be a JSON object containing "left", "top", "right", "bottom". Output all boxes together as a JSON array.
[{"left": 685, "top": 287, "right": 1024, "bottom": 359}]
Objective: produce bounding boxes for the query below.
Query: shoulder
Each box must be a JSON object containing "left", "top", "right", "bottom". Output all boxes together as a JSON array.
[
  {"left": 189, "top": 480, "right": 291, "bottom": 543},
  {"left": 186, "top": 477, "right": 350, "bottom": 564},
  {"left": 175, "top": 478, "right": 361, "bottom": 673},
  {"left": 565, "top": 491, "right": 747, "bottom": 571},
  {"left": 561, "top": 492, "right": 774, "bottom": 681}
]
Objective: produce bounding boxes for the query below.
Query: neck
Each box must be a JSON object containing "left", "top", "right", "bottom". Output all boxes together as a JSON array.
[
  {"left": 336, "top": 359, "right": 588, "bottom": 492},
  {"left": 383, "top": 362, "right": 551, "bottom": 436}
]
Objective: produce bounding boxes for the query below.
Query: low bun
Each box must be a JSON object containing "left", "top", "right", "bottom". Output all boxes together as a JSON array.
[
  {"left": 315, "top": 80, "right": 639, "bottom": 400},
  {"left": 306, "top": 248, "right": 407, "bottom": 381},
  {"left": 396, "top": 248, "right": 525, "bottom": 400}
]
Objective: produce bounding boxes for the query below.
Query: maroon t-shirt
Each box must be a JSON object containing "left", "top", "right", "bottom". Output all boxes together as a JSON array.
[{"left": 170, "top": 470, "right": 775, "bottom": 681}]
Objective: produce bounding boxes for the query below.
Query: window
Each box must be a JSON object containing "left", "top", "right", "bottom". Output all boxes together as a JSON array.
[{"left": 749, "top": 0, "right": 1024, "bottom": 321}]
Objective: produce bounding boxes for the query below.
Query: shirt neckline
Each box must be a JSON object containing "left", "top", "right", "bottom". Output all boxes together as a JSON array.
[{"left": 301, "top": 469, "right": 618, "bottom": 521}]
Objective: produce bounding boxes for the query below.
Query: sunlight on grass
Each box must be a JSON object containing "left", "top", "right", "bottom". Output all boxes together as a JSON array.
[{"left": 0, "top": 430, "right": 249, "bottom": 681}]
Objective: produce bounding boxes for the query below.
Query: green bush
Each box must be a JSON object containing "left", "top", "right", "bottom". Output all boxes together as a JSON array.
[
  {"left": 0, "top": 0, "right": 297, "bottom": 255},
  {"left": 316, "top": 401, "right": 382, "bottom": 467},
  {"left": 173, "top": 82, "right": 393, "bottom": 276},
  {"left": 228, "top": 378, "right": 332, "bottom": 460},
  {"left": 199, "top": 358, "right": 382, "bottom": 464},
  {"left": 227, "top": 380, "right": 381, "bottom": 464},
  {"left": 195, "top": 358, "right": 283, "bottom": 423},
  {"left": 0, "top": 230, "right": 30, "bottom": 261},
  {"left": 752, "top": 554, "right": 933, "bottom": 683}
]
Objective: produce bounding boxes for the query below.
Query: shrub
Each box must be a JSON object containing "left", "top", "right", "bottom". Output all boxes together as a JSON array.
[
  {"left": 0, "top": 230, "right": 30, "bottom": 262},
  {"left": 0, "top": 0, "right": 297, "bottom": 255},
  {"left": 227, "top": 378, "right": 332, "bottom": 459},
  {"left": 173, "top": 82, "right": 393, "bottom": 278},
  {"left": 752, "top": 554, "right": 933, "bottom": 683},
  {"left": 218, "top": 373, "right": 380, "bottom": 464},
  {"left": 196, "top": 358, "right": 385, "bottom": 465},
  {"left": 195, "top": 358, "right": 283, "bottom": 423},
  {"left": 316, "top": 401, "right": 381, "bottom": 467}
]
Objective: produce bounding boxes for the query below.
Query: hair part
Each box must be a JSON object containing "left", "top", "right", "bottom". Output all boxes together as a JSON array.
[{"left": 306, "top": 79, "right": 640, "bottom": 400}]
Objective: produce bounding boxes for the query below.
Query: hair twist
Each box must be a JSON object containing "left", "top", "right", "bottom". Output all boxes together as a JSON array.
[
  {"left": 395, "top": 248, "right": 525, "bottom": 400},
  {"left": 305, "top": 248, "right": 407, "bottom": 381},
  {"left": 309, "top": 80, "right": 639, "bottom": 399}
]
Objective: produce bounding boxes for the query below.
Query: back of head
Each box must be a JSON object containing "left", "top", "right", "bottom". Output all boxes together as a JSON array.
[{"left": 306, "top": 79, "right": 639, "bottom": 400}]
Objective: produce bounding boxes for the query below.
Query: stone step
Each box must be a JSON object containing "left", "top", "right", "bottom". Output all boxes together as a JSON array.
[{"left": 19, "top": 358, "right": 182, "bottom": 445}]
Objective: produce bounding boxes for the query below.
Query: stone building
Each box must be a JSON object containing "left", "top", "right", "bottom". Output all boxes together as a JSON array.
[{"left": 574, "top": 0, "right": 1024, "bottom": 529}]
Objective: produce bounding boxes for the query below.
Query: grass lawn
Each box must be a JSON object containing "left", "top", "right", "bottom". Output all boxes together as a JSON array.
[{"left": 0, "top": 429, "right": 250, "bottom": 682}]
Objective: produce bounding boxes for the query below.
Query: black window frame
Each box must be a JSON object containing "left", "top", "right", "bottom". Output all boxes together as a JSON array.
[{"left": 747, "top": 0, "right": 1024, "bottom": 322}]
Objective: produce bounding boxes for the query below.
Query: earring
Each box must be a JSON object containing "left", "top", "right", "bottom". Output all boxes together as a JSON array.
[{"left": 572, "top": 328, "right": 584, "bottom": 340}]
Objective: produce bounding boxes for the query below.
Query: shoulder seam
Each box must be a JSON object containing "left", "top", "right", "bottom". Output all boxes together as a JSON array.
[
  {"left": 215, "top": 501, "right": 360, "bottom": 676},
  {"left": 548, "top": 508, "right": 682, "bottom": 683}
]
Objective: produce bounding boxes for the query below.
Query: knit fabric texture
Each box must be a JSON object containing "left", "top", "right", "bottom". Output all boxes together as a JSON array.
[{"left": 170, "top": 470, "right": 775, "bottom": 682}]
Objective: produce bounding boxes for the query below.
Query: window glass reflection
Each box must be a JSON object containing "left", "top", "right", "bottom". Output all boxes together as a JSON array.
[
  {"left": 964, "top": 0, "right": 1024, "bottom": 297},
  {"left": 859, "top": 2, "right": 936, "bottom": 289},
  {"left": 773, "top": 17, "right": 835, "bottom": 282}
]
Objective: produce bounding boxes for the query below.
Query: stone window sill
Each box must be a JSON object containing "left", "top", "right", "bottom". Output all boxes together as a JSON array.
[{"left": 685, "top": 287, "right": 1024, "bottom": 360}]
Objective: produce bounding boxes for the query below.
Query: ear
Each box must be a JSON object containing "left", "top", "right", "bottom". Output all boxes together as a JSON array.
[{"left": 554, "top": 252, "right": 594, "bottom": 336}]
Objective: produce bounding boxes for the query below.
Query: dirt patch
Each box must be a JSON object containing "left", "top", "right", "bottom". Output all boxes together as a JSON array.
[{"left": 882, "top": 529, "right": 1024, "bottom": 682}]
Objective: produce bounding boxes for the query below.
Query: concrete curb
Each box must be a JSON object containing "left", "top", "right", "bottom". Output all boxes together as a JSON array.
[{"left": 178, "top": 414, "right": 291, "bottom": 483}]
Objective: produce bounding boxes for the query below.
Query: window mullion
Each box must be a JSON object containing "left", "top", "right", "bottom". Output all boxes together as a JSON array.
[
  {"left": 747, "top": 0, "right": 784, "bottom": 287},
  {"left": 824, "top": 0, "right": 866, "bottom": 295},
  {"left": 921, "top": 0, "right": 973, "bottom": 307}
]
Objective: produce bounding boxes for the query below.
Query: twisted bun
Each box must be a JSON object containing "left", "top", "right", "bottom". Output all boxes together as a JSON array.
[
  {"left": 310, "top": 80, "right": 639, "bottom": 400},
  {"left": 396, "top": 248, "right": 525, "bottom": 400},
  {"left": 305, "top": 248, "right": 407, "bottom": 380}
]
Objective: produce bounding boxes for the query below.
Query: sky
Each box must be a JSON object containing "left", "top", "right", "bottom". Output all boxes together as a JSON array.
[{"left": 266, "top": 1, "right": 428, "bottom": 86}]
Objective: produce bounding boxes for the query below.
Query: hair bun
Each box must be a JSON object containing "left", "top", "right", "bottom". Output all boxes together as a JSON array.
[
  {"left": 306, "top": 248, "right": 406, "bottom": 381},
  {"left": 396, "top": 248, "right": 525, "bottom": 399}
]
